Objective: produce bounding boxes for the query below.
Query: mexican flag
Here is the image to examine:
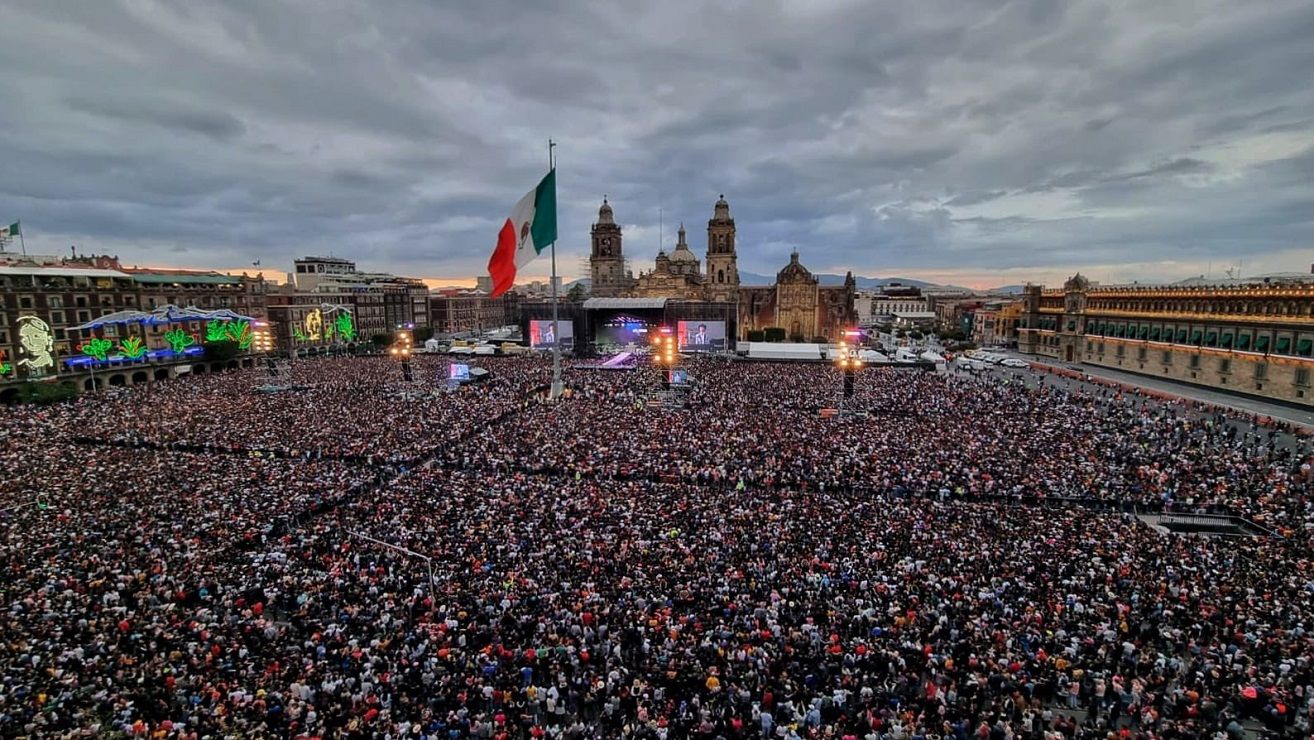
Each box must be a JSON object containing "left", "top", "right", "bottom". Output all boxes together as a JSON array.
[
  {"left": 0, "top": 221, "right": 18, "bottom": 239},
  {"left": 487, "top": 170, "right": 556, "bottom": 297}
]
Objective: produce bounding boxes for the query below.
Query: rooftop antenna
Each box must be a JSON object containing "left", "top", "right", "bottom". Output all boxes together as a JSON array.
[{"left": 659, "top": 206, "right": 664, "bottom": 252}]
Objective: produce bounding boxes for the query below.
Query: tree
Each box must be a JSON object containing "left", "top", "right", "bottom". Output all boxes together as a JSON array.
[
  {"left": 413, "top": 326, "right": 435, "bottom": 343},
  {"left": 909, "top": 330, "right": 924, "bottom": 340},
  {"left": 566, "top": 283, "right": 587, "bottom": 302},
  {"left": 764, "top": 327, "right": 786, "bottom": 343},
  {"left": 746, "top": 330, "right": 765, "bottom": 342},
  {"left": 18, "top": 381, "right": 79, "bottom": 405},
  {"left": 371, "top": 333, "right": 393, "bottom": 347},
  {"left": 203, "top": 340, "right": 241, "bottom": 363}
]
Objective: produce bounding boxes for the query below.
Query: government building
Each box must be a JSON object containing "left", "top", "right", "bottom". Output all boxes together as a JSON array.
[{"left": 1019, "top": 273, "right": 1314, "bottom": 405}]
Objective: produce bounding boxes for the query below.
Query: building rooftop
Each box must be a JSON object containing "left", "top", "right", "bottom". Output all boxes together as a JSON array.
[
  {"left": 0, "top": 266, "right": 132, "bottom": 279},
  {"left": 129, "top": 272, "right": 244, "bottom": 285},
  {"left": 583, "top": 297, "right": 668, "bottom": 310},
  {"left": 297, "top": 255, "right": 355, "bottom": 264}
]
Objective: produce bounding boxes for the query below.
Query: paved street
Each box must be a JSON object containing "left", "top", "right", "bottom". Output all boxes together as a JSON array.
[{"left": 987, "top": 350, "right": 1314, "bottom": 430}]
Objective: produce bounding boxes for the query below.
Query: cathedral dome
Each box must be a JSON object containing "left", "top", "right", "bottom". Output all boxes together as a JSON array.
[
  {"left": 669, "top": 222, "right": 697, "bottom": 262},
  {"left": 597, "top": 198, "right": 614, "bottom": 225},
  {"left": 776, "top": 250, "right": 816, "bottom": 284}
]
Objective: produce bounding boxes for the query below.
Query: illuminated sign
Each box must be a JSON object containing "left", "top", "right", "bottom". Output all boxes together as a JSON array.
[
  {"left": 16, "top": 316, "right": 54, "bottom": 373},
  {"left": 0, "top": 349, "right": 11, "bottom": 377}
]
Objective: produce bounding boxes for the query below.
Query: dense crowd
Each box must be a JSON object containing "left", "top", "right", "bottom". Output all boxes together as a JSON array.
[
  {"left": 12, "top": 357, "right": 555, "bottom": 464},
  {"left": 1, "top": 354, "right": 1312, "bottom": 738}
]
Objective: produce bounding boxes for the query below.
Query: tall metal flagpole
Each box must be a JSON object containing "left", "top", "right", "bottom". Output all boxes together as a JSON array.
[{"left": 548, "top": 140, "right": 563, "bottom": 400}]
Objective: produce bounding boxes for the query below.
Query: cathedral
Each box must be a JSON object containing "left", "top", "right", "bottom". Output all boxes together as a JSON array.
[
  {"left": 586, "top": 194, "right": 855, "bottom": 340},
  {"left": 588, "top": 194, "right": 740, "bottom": 302}
]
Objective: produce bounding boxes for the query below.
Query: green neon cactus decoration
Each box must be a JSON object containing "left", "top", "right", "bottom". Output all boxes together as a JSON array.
[
  {"left": 0, "top": 349, "right": 11, "bottom": 377},
  {"left": 163, "top": 328, "right": 195, "bottom": 354},
  {"left": 323, "top": 322, "right": 335, "bottom": 342},
  {"left": 205, "top": 320, "right": 229, "bottom": 342},
  {"left": 334, "top": 313, "right": 357, "bottom": 342},
  {"left": 80, "top": 337, "right": 114, "bottom": 362},
  {"left": 224, "top": 320, "right": 254, "bottom": 350},
  {"left": 118, "top": 336, "right": 147, "bottom": 359},
  {"left": 292, "top": 326, "right": 307, "bottom": 343}
]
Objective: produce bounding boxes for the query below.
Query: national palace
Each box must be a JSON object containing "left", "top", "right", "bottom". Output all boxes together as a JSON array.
[{"left": 1019, "top": 272, "right": 1314, "bottom": 405}]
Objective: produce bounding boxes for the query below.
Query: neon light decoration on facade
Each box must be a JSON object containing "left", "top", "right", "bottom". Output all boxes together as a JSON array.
[
  {"left": 207, "top": 319, "right": 254, "bottom": 349},
  {"left": 118, "top": 337, "right": 147, "bottom": 359},
  {"left": 16, "top": 316, "right": 54, "bottom": 374},
  {"left": 79, "top": 337, "right": 114, "bottom": 362},
  {"left": 163, "top": 328, "right": 196, "bottom": 354},
  {"left": 0, "top": 349, "right": 12, "bottom": 377},
  {"left": 64, "top": 305, "right": 257, "bottom": 367},
  {"left": 205, "top": 320, "right": 229, "bottom": 342},
  {"left": 334, "top": 312, "right": 357, "bottom": 341},
  {"left": 304, "top": 309, "right": 323, "bottom": 341}
]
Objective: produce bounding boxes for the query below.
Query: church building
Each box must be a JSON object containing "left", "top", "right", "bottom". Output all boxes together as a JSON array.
[
  {"left": 584, "top": 193, "right": 855, "bottom": 341},
  {"left": 738, "top": 252, "right": 857, "bottom": 342}
]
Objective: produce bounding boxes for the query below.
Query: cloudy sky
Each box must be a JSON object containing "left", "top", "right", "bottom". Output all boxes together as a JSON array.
[{"left": 1, "top": 0, "right": 1312, "bottom": 288}]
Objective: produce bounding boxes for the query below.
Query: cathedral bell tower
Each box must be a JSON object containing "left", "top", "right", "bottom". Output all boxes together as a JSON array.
[
  {"left": 589, "top": 198, "right": 627, "bottom": 297},
  {"left": 704, "top": 194, "right": 739, "bottom": 303}
]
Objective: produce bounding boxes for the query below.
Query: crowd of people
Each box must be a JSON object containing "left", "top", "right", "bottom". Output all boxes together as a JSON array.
[{"left": 1, "top": 353, "right": 1311, "bottom": 738}]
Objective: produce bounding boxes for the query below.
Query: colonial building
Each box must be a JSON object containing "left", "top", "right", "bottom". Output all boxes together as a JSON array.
[
  {"left": 739, "top": 252, "right": 857, "bottom": 342},
  {"left": 269, "top": 256, "right": 431, "bottom": 347},
  {"left": 704, "top": 195, "right": 740, "bottom": 303},
  {"left": 580, "top": 194, "right": 853, "bottom": 343},
  {"left": 1019, "top": 273, "right": 1314, "bottom": 405},
  {"left": 0, "top": 251, "right": 269, "bottom": 391},
  {"left": 588, "top": 195, "right": 741, "bottom": 304},
  {"left": 430, "top": 290, "right": 520, "bottom": 335},
  {"left": 631, "top": 224, "right": 704, "bottom": 300},
  {"left": 588, "top": 199, "right": 634, "bottom": 298}
]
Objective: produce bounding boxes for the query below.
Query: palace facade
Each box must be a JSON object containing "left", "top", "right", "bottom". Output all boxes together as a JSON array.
[{"left": 1019, "top": 273, "right": 1314, "bottom": 405}]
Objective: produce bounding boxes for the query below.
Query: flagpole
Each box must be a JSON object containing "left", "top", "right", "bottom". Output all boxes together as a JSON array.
[
  {"left": 548, "top": 139, "right": 563, "bottom": 400},
  {"left": 17, "top": 221, "right": 25, "bottom": 256}
]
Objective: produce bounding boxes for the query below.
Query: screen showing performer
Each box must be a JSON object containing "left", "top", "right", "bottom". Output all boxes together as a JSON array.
[
  {"left": 529, "top": 320, "right": 574, "bottom": 349},
  {"left": 677, "top": 320, "right": 726, "bottom": 351}
]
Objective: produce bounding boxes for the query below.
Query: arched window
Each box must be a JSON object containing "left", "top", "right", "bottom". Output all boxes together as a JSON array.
[{"left": 718, "top": 269, "right": 725, "bottom": 283}]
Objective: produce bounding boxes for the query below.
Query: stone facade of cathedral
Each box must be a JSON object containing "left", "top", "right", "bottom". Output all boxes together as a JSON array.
[
  {"left": 586, "top": 195, "right": 855, "bottom": 340},
  {"left": 738, "top": 252, "right": 857, "bottom": 342}
]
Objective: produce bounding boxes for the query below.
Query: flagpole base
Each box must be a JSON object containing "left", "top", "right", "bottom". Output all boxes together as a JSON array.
[{"left": 549, "top": 380, "right": 564, "bottom": 400}]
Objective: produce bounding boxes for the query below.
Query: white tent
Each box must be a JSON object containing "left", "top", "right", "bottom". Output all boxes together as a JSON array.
[{"left": 745, "top": 343, "right": 825, "bottom": 361}]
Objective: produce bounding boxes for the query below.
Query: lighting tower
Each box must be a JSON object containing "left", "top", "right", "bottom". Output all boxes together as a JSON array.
[
  {"left": 835, "top": 332, "right": 864, "bottom": 411},
  {"left": 390, "top": 328, "right": 414, "bottom": 381},
  {"left": 653, "top": 329, "right": 678, "bottom": 389}
]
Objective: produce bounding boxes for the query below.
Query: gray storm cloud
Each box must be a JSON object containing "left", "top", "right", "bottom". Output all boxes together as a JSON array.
[{"left": 0, "top": 0, "right": 1311, "bottom": 286}]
